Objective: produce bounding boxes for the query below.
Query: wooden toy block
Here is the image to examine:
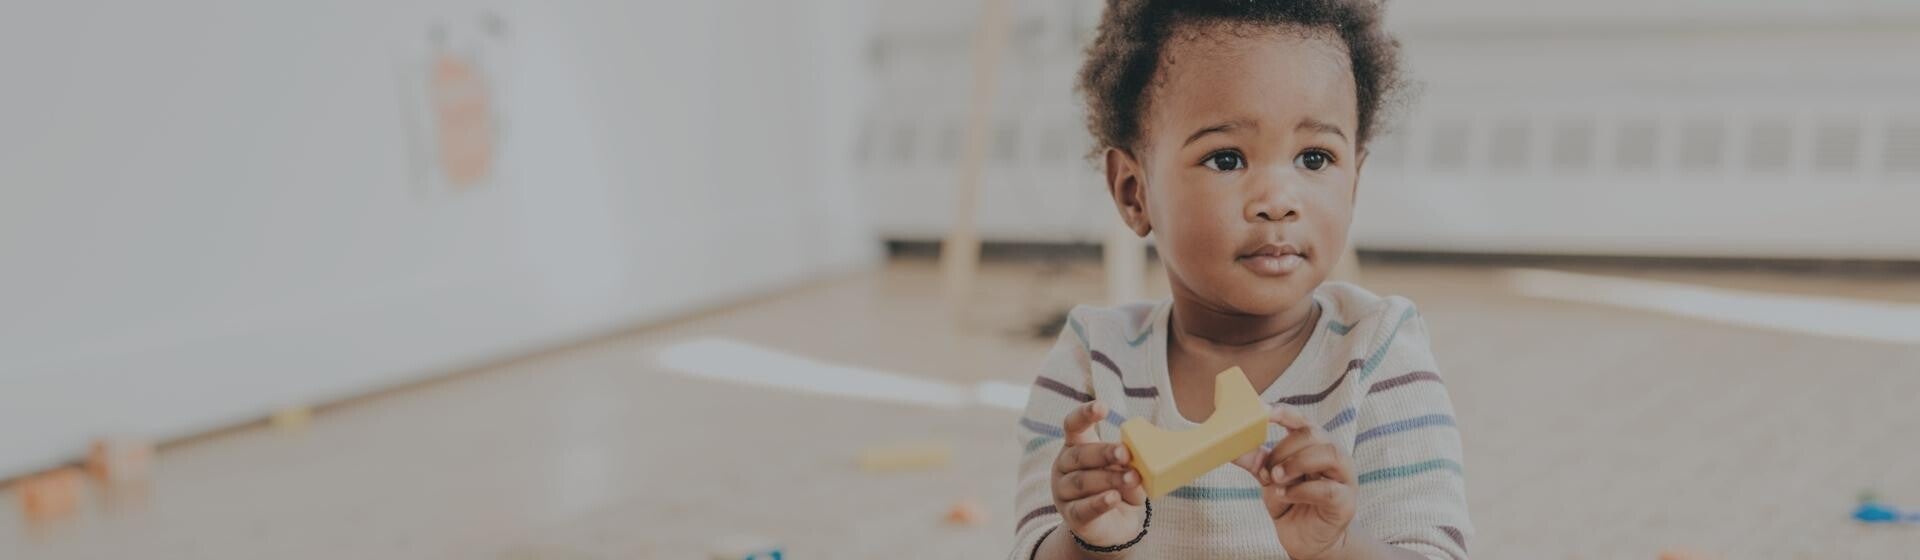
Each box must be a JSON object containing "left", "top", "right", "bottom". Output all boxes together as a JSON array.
[
  {"left": 86, "top": 437, "right": 154, "bottom": 484},
  {"left": 857, "top": 443, "right": 951, "bottom": 472},
  {"left": 270, "top": 406, "right": 312, "bottom": 432},
  {"left": 17, "top": 467, "right": 84, "bottom": 519},
  {"left": 1121, "top": 367, "right": 1267, "bottom": 498}
]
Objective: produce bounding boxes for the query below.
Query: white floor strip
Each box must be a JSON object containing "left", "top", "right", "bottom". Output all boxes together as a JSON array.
[
  {"left": 973, "top": 380, "right": 1031, "bottom": 411},
  {"left": 1503, "top": 268, "right": 1920, "bottom": 345},
  {"left": 654, "top": 338, "right": 1031, "bottom": 410}
]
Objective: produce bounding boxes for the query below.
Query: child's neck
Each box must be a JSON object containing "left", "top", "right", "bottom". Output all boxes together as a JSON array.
[
  {"left": 1167, "top": 294, "right": 1320, "bottom": 352},
  {"left": 1164, "top": 292, "right": 1322, "bottom": 420}
]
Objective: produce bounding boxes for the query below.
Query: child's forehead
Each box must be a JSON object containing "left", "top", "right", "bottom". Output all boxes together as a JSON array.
[{"left": 1147, "top": 23, "right": 1358, "bottom": 135}]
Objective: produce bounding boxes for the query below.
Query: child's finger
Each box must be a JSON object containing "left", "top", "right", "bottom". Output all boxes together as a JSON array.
[
  {"left": 1064, "top": 489, "right": 1122, "bottom": 524},
  {"left": 1060, "top": 401, "right": 1109, "bottom": 447},
  {"left": 1246, "top": 407, "right": 1323, "bottom": 478},
  {"left": 1267, "top": 404, "right": 1314, "bottom": 432},
  {"left": 1260, "top": 484, "right": 1294, "bottom": 520},
  {"left": 1055, "top": 468, "right": 1139, "bottom": 502},
  {"left": 1231, "top": 446, "right": 1266, "bottom": 475},
  {"left": 1274, "top": 443, "right": 1351, "bottom": 487},
  {"left": 1054, "top": 442, "right": 1129, "bottom": 474},
  {"left": 1262, "top": 424, "right": 1324, "bottom": 471},
  {"left": 1277, "top": 479, "right": 1353, "bottom": 513},
  {"left": 1118, "top": 470, "right": 1148, "bottom": 506}
]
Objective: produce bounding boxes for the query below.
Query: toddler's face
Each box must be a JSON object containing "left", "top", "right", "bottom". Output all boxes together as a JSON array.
[{"left": 1109, "top": 25, "right": 1362, "bottom": 316}]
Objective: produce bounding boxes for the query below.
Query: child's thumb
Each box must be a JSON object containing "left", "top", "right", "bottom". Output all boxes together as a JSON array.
[
  {"left": 1119, "top": 472, "right": 1149, "bottom": 506},
  {"left": 1230, "top": 447, "right": 1266, "bottom": 477}
]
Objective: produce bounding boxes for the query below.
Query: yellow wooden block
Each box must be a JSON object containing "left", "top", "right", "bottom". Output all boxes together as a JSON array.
[{"left": 1121, "top": 367, "right": 1267, "bottom": 497}]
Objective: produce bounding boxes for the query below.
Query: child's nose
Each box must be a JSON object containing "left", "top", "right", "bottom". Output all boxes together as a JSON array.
[
  {"left": 1253, "top": 207, "right": 1297, "bottom": 222},
  {"left": 1244, "top": 169, "right": 1303, "bottom": 223}
]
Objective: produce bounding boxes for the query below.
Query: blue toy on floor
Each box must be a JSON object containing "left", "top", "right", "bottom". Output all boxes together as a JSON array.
[
  {"left": 1854, "top": 491, "right": 1920, "bottom": 524},
  {"left": 1853, "top": 502, "right": 1920, "bottom": 524}
]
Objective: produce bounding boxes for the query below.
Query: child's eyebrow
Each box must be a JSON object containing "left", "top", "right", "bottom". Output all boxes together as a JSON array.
[
  {"left": 1181, "top": 119, "right": 1256, "bottom": 148},
  {"left": 1181, "top": 118, "right": 1350, "bottom": 148},
  {"left": 1296, "top": 118, "right": 1349, "bottom": 142}
]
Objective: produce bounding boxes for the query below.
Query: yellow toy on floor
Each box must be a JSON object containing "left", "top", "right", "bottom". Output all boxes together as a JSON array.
[
  {"left": 856, "top": 442, "right": 951, "bottom": 472},
  {"left": 1121, "top": 367, "right": 1267, "bottom": 497}
]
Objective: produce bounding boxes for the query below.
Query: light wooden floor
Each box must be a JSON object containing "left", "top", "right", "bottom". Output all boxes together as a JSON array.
[{"left": 5, "top": 257, "right": 1919, "bottom": 559}]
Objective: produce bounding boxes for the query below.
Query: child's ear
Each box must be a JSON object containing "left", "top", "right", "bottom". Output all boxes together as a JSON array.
[{"left": 1104, "top": 147, "right": 1152, "bottom": 237}]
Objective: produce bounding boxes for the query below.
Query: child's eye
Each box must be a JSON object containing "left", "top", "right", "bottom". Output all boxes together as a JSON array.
[
  {"left": 1295, "top": 149, "right": 1334, "bottom": 171},
  {"left": 1202, "top": 150, "right": 1246, "bottom": 172}
]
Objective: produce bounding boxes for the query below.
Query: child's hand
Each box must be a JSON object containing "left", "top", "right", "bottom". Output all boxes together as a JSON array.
[
  {"left": 1232, "top": 406, "right": 1357, "bottom": 560},
  {"left": 1051, "top": 401, "right": 1149, "bottom": 551}
]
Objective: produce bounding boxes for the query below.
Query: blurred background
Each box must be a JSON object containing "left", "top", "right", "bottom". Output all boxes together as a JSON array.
[{"left": 3, "top": 0, "right": 1918, "bottom": 558}]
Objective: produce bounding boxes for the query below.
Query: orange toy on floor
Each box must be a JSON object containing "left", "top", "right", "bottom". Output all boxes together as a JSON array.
[{"left": 16, "top": 467, "right": 84, "bottom": 519}]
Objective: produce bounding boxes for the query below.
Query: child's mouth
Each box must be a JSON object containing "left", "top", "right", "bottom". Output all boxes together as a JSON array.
[{"left": 1237, "top": 244, "right": 1307, "bottom": 277}]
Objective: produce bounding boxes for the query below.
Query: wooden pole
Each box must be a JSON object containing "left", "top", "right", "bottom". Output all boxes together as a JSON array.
[{"left": 940, "top": 0, "right": 1012, "bottom": 308}]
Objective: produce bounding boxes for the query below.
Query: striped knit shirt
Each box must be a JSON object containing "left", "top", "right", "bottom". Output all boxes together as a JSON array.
[{"left": 1009, "top": 283, "right": 1471, "bottom": 559}]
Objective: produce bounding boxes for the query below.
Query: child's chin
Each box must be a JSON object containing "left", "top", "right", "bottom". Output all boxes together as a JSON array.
[{"left": 1220, "top": 283, "right": 1314, "bottom": 316}]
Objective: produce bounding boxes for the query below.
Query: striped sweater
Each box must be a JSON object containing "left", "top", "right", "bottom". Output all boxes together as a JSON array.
[{"left": 1010, "top": 283, "right": 1471, "bottom": 559}]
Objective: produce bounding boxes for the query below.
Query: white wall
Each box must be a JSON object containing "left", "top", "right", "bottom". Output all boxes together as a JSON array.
[
  {"left": 0, "top": 0, "right": 877, "bottom": 478},
  {"left": 1356, "top": 9, "right": 1920, "bottom": 259},
  {"left": 857, "top": 0, "right": 1920, "bottom": 259}
]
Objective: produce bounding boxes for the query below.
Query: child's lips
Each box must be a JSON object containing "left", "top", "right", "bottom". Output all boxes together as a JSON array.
[
  {"left": 1237, "top": 242, "right": 1307, "bottom": 276},
  {"left": 1237, "top": 253, "right": 1306, "bottom": 276}
]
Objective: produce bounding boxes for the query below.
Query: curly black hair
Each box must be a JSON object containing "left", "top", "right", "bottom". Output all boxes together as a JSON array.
[{"left": 1077, "top": 0, "right": 1405, "bottom": 156}]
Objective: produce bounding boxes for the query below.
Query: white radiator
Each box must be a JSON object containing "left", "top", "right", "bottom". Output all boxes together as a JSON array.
[{"left": 855, "top": 0, "right": 1920, "bottom": 260}]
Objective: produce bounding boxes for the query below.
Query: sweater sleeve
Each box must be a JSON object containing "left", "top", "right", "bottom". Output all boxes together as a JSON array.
[
  {"left": 1007, "top": 311, "right": 1096, "bottom": 560},
  {"left": 1348, "top": 299, "right": 1473, "bottom": 560}
]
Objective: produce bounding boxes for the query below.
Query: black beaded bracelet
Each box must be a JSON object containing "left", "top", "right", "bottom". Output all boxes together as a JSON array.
[{"left": 1070, "top": 498, "right": 1152, "bottom": 554}]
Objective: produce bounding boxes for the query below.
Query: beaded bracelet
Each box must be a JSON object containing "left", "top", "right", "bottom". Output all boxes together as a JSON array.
[{"left": 1070, "top": 498, "right": 1152, "bottom": 554}]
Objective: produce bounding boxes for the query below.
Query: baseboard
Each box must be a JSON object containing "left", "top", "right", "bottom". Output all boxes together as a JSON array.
[
  {"left": 884, "top": 239, "right": 1920, "bottom": 276},
  {"left": 885, "top": 240, "right": 1159, "bottom": 262},
  {"left": 1360, "top": 250, "right": 1920, "bottom": 276}
]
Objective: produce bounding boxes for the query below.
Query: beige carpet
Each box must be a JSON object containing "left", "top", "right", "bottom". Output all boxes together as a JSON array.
[{"left": 5, "top": 258, "right": 1918, "bottom": 559}]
